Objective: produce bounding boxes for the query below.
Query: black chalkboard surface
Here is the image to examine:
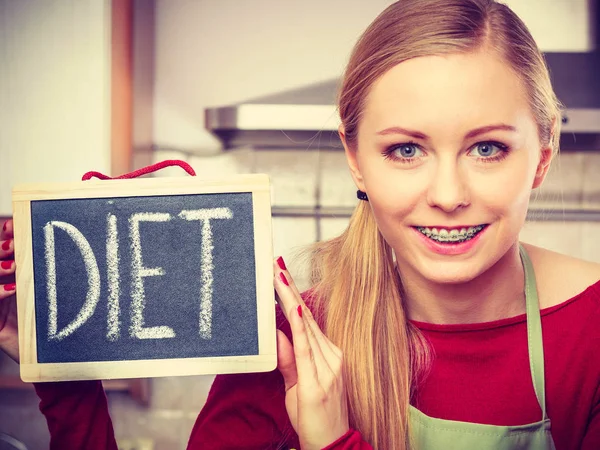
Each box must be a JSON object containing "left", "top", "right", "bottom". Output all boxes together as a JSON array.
[{"left": 12, "top": 175, "right": 276, "bottom": 382}]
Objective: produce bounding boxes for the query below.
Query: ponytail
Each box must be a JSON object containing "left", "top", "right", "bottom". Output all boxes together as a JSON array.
[{"left": 310, "top": 202, "right": 429, "bottom": 449}]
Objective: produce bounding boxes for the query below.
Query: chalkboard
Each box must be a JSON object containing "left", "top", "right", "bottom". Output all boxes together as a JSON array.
[{"left": 12, "top": 175, "right": 276, "bottom": 382}]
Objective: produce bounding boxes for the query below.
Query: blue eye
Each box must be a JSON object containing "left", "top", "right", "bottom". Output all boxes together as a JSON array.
[
  {"left": 384, "top": 142, "right": 424, "bottom": 161},
  {"left": 398, "top": 144, "right": 419, "bottom": 157},
  {"left": 469, "top": 142, "right": 507, "bottom": 158}
]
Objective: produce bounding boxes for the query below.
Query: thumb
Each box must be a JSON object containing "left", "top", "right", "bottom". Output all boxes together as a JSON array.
[{"left": 276, "top": 329, "right": 297, "bottom": 391}]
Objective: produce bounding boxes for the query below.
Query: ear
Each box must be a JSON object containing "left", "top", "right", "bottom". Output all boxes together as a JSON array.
[
  {"left": 532, "top": 146, "right": 552, "bottom": 189},
  {"left": 339, "top": 125, "right": 366, "bottom": 192},
  {"left": 532, "top": 118, "right": 556, "bottom": 189}
]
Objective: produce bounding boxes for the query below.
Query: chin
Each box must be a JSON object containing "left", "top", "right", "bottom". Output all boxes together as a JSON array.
[
  {"left": 400, "top": 253, "right": 492, "bottom": 286},
  {"left": 421, "top": 268, "right": 482, "bottom": 285},
  {"left": 420, "top": 264, "right": 481, "bottom": 284}
]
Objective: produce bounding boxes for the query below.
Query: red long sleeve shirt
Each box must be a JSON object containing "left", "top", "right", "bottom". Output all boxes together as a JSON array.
[{"left": 34, "top": 281, "right": 600, "bottom": 449}]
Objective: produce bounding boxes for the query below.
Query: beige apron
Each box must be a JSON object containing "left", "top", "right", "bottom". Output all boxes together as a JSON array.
[{"left": 409, "top": 245, "right": 557, "bottom": 449}]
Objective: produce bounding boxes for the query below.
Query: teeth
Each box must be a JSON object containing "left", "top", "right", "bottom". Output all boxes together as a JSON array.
[{"left": 416, "top": 225, "right": 485, "bottom": 243}]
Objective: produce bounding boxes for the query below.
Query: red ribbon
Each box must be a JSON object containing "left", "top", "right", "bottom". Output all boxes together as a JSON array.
[{"left": 82, "top": 160, "right": 196, "bottom": 181}]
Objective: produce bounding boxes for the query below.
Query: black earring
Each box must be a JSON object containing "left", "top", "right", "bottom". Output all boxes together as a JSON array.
[{"left": 357, "top": 190, "right": 369, "bottom": 201}]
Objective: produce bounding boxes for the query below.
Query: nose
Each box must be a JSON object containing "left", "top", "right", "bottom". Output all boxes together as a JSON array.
[{"left": 426, "top": 158, "right": 470, "bottom": 212}]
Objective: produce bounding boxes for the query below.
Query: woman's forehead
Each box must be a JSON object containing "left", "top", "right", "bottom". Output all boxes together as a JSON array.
[{"left": 361, "top": 50, "right": 533, "bottom": 136}]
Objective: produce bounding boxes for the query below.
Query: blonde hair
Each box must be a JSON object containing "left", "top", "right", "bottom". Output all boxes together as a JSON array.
[{"left": 310, "top": 1, "right": 562, "bottom": 448}]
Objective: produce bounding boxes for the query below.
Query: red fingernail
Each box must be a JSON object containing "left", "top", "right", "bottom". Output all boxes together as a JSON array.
[
  {"left": 297, "top": 305, "right": 303, "bottom": 318},
  {"left": 279, "top": 272, "right": 289, "bottom": 286},
  {"left": 1, "top": 261, "right": 12, "bottom": 270},
  {"left": 276, "top": 256, "right": 287, "bottom": 271},
  {"left": 4, "top": 283, "right": 15, "bottom": 292},
  {"left": 1, "top": 240, "right": 10, "bottom": 251}
]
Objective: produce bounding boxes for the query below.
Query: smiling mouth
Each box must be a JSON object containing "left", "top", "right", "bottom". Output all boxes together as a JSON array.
[{"left": 414, "top": 225, "right": 488, "bottom": 244}]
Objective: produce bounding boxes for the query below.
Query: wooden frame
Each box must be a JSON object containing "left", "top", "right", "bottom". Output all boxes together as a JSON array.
[{"left": 12, "top": 174, "right": 275, "bottom": 382}]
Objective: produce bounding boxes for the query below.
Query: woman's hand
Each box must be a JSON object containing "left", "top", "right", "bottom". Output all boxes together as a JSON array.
[
  {"left": 273, "top": 257, "right": 349, "bottom": 450},
  {"left": 0, "top": 219, "right": 19, "bottom": 362}
]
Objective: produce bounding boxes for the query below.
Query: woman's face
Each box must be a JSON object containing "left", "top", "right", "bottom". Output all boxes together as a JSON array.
[{"left": 343, "top": 50, "right": 552, "bottom": 284}]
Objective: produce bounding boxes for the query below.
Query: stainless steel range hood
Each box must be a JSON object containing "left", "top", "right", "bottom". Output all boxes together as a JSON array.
[{"left": 206, "top": 52, "right": 600, "bottom": 151}]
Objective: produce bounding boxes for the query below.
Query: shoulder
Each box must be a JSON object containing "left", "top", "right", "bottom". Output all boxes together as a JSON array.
[{"left": 521, "top": 242, "right": 600, "bottom": 309}]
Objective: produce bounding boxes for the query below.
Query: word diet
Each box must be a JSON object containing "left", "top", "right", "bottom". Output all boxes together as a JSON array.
[{"left": 42, "top": 208, "right": 233, "bottom": 343}]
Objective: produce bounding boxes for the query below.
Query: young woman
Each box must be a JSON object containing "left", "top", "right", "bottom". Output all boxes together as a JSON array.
[{"left": 1, "top": 0, "right": 599, "bottom": 449}]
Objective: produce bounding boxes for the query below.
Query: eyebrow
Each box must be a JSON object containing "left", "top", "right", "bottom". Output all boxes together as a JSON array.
[{"left": 376, "top": 124, "right": 517, "bottom": 140}]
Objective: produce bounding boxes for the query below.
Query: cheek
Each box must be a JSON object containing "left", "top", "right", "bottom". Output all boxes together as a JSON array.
[
  {"left": 470, "top": 162, "right": 535, "bottom": 213},
  {"left": 361, "top": 164, "right": 424, "bottom": 226}
]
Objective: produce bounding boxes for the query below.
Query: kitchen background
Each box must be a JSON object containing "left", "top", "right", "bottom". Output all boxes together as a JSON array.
[{"left": 0, "top": 0, "right": 599, "bottom": 448}]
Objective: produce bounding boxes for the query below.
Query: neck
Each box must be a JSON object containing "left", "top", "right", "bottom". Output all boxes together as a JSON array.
[{"left": 400, "top": 243, "right": 526, "bottom": 324}]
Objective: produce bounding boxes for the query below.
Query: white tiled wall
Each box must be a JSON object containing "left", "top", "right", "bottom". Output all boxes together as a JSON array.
[
  {"left": 254, "top": 150, "right": 319, "bottom": 207},
  {"left": 189, "top": 148, "right": 255, "bottom": 179},
  {"left": 582, "top": 153, "right": 600, "bottom": 207},
  {"left": 519, "top": 221, "right": 585, "bottom": 258},
  {"left": 532, "top": 152, "right": 586, "bottom": 207},
  {"left": 319, "top": 151, "right": 359, "bottom": 208},
  {"left": 320, "top": 217, "right": 352, "bottom": 242},
  {"left": 272, "top": 217, "right": 317, "bottom": 291},
  {"left": 523, "top": 151, "right": 600, "bottom": 262},
  {"left": 581, "top": 222, "right": 600, "bottom": 263}
]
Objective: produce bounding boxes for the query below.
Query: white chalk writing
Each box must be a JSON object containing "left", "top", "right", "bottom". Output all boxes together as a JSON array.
[
  {"left": 129, "top": 212, "right": 176, "bottom": 340},
  {"left": 45, "top": 221, "right": 101, "bottom": 341},
  {"left": 179, "top": 208, "right": 233, "bottom": 339}
]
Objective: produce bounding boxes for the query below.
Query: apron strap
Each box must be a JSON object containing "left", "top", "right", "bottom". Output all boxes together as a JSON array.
[{"left": 519, "top": 244, "right": 548, "bottom": 420}]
